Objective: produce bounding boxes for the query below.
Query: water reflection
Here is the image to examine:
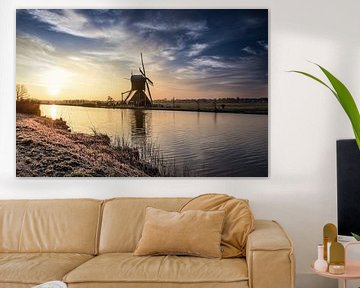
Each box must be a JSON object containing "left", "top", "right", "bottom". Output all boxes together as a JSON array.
[
  {"left": 50, "top": 104, "right": 57, "bottom": 120},
  {"left": 129, "top": 109, "right": 152, "bottom": 149},
  {"left": 132, "top": 109, "right": 146, "bottom": 136},
  {"left": 213, "top": 112, "right": 218, "bottom": 126}
]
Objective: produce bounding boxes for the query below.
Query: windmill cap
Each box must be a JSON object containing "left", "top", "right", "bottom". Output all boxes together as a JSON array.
[{"left": 131, "top": 75, "right": 145, "bottom": 81}]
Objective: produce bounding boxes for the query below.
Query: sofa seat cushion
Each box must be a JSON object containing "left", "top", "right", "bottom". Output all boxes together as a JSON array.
[
  {"left": 64, "top": 253, "right": 248, "bottom": 285},
  {"left": 0, "top": 253, "right": 93, "bottom": 285}
]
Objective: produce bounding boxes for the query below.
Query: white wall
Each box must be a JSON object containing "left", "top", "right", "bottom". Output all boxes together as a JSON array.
[{"left": 1, "top": 0, "right": 359, "bottom": 287}]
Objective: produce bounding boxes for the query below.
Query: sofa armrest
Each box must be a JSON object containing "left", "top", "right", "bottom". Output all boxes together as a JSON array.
[{"left": 246, "top": 220, "right": 295, "bottom": 288}]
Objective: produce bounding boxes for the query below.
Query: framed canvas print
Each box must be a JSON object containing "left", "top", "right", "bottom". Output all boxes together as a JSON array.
[{"left": 16, "top": 9, "right": 268, "bottom": 177}]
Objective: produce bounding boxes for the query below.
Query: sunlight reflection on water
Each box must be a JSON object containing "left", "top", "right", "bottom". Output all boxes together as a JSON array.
[{"left": 50, "top": 104, "right": 57, "bottom": 120}]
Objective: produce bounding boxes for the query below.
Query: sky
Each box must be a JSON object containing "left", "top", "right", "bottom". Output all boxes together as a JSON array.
[{"left": 16, "top": 9, "right": 268, "bottom": 101}]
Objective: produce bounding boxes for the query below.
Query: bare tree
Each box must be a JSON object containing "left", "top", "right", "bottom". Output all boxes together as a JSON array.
[{"left": 16, "top": 84, "right": 28, "bottom": 101}]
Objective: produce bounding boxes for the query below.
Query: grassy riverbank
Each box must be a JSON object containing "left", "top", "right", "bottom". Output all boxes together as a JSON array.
[{"left": 16, "top": 113, "right": 161, "bottom": 177}]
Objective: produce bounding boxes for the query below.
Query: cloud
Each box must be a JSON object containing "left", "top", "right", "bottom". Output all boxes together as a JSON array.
[
  {"left": 192, "top": 56, "right": 234, "bottom": 69},
  {"left": 28, "top": 10, "right": 127, "bottom": 41},
  {"left": 24, "top": 11, "right": 165, "bottom": 73},
  {"left": 161, "top": 51, "right": 176, "bottom": 61},
  {"left": 257, "top": 40, "right": 268, "bottom": 50},
  {"left": 243, "top": 17, "right": 265, "bottom": 28},
  {"left": 135, "top": 19, "right": 207, "bottom": 34},
  {"left": 242, "top": 46, "right": 257, "bottom": 55},
  {"left": 24, "top": 10, "right": 210, "bottom": 69},
  {"left": 187, "top": 43, "right": 208, "bottom": 57},
  {"left": 157, "top": 40, "right": 187, "bottom": 61},
  {"left": 82, "top": 50, "right": 123, "bottom": 59},
  {"left": 29, "top": 10, "right": 91, "bottom": 38},
  {"left": 131, "top": 19, "right": 209, "bottom": 62},
  {"left": 17, "top": 33, "right": 55, "bottom": 54},
  {"left": 173, "top": 54, "right": 267, "bottom": 97},
  {"left": 16, "top": 34, "right": 57, "bottom": 72},
  {"left": 24, "top": 10, "right": 211, "bottom": 70}
]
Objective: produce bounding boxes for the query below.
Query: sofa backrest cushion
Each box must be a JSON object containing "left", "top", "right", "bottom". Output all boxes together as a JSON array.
[
  {"left": 181, "top": 194, "right": 254, "bottom": 258},
  {"left": 0, "top": 199, "right": 102, "bottom": 254},
  {"left": 99, "top": 198, "right": 189, "bottom": 253}
]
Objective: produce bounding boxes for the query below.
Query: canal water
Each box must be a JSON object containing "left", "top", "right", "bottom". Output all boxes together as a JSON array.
[{"left": 40, "top": 104, "right": 268, "bottom": 177}]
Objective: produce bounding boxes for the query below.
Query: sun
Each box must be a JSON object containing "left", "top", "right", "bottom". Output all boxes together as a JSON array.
[
  {"left": 48, "top": 85, "right": 61, "bottom": 96},
  {"left": 45, "top": 69, "right": 68, "bottom": 97}
]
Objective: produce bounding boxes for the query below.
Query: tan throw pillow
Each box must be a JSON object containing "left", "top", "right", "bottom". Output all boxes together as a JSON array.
[
  {"left": 181, "top": 193, "right": 254, "bottom": 258},
  {"left": 134, "top": 207, "right": 225, "bottom": 258}
]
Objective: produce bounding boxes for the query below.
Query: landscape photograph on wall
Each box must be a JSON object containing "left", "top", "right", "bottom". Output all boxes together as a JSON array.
[{"left": 16, "top": 9, "right": 268, "bottom": 177}]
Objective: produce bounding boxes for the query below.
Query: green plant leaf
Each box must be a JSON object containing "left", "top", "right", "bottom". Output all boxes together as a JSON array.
[
  {"left": 288, "top": 70, "right": 337, "bottom": 99},
  {"left": 351, "top": 232, "right": 360, "bottom": 241},
  {"left": 316, "top": 65, "right": 360, "bottom": 146},
  {"left": 289, "top": 64, "right": 360, "bottom": 150}
]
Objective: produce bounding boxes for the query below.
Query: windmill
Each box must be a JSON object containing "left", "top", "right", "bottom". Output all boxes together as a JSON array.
[{"left": 122, "top": 53, "right": 153, "bottom": 107}]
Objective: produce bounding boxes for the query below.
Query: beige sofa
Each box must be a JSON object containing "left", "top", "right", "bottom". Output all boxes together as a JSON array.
[{"left": 0, "top": 198, "right": 295, "bottom": 288}]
